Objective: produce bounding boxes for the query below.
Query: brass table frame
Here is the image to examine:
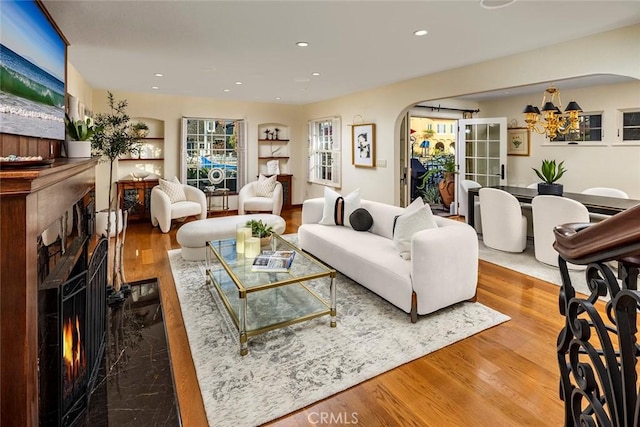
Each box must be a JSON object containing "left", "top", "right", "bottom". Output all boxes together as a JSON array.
[{"left": 206, "top": 234, "right": 336, "bottom": 356}]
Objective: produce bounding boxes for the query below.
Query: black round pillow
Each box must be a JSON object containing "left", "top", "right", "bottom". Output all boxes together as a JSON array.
[{"left": 349, "top": 208, "right": 373, "bottom": 232}]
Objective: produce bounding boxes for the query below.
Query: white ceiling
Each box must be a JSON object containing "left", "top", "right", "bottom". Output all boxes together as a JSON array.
[{"left": 43, "top": 0, "right": 640, "bottom": 105}]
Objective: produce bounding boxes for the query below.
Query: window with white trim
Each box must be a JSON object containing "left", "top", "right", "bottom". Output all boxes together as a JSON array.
[
  {"left": 622, "top": 110, "right": 640, "bottom": 141},
  {"left": 308, "top": 117, "right": 341, "bottom": 187},
  {"left": 552, "top": 112, "right": 602, "bottom": 142}
]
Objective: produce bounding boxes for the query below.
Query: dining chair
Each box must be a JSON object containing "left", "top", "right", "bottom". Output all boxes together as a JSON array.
[
  {"left": 582, "top": 187, "right": 629, "bottom": 222},
  {"left": 479, "top": 188, "right": 527, "bottom": 253},
  {"left": 459, "top": 179, "right": 482, "bottom": 233},
  {"left": 531, "top": 195, "right": 589, "bottom": 268}
]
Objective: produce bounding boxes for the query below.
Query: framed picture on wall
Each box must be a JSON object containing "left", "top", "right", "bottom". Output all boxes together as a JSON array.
[
  {"left": 352, "top": 123, "right": 376, "bottom": 167},
  {"left": 507, "top": 127, "right": 530, "bottom": 156}
]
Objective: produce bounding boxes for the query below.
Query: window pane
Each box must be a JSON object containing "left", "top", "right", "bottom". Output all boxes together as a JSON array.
[
  {"left": 623, "top": 112, "right": 640, "bottom": 126},
  {"left": 623, "top": 128, "right": 640, "bottom": 141}
]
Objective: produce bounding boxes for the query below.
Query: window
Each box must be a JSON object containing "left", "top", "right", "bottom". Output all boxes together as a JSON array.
[
  {"left": 552, "top": 113, "right": 602, "bottom": 142},
  {"left": 308, "top": 117, "right": 341, "bottom": 187},
  {"left": 181, "top": 118, "right": 246, "bottom": 192},
  {"left": 622, "top": 111, "right": 640, "bottom": 141}
]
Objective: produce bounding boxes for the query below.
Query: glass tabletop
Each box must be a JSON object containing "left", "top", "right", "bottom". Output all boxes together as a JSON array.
[{"left": 206, "top": 234, "right": 334, "bottom": 293}]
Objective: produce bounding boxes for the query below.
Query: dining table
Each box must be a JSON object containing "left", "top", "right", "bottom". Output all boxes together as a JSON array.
[{"left": 466, "top": 185, "right": 640, "bottom": 228}]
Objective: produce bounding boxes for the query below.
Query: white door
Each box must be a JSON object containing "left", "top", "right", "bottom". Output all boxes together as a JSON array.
[{"left": 455, "top": 118, "right": 508, "bottom": 213}]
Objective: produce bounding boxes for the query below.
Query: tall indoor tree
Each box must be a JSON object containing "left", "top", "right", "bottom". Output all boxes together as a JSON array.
[{"left": 92, "top": 92, "right": 142, "bottom": 293}]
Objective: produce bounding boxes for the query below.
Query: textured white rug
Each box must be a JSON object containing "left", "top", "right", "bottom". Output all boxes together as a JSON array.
[
  {"left": 477, "top": 239, "right": 594, "bottom": 296},
  {"left": 168, "top": 246, "right": 510, "bottom": 427}
]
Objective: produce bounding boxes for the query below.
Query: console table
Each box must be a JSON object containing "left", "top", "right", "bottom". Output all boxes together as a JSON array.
[{"left": 467, "top": 185, "right": 640, "bottom": 228}]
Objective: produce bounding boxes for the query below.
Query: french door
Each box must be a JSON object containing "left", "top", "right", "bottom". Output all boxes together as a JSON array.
[{"left": 455, "top": 118, "right": 507, "bottom": 213}]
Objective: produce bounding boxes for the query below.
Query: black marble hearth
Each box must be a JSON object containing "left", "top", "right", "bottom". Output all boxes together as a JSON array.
[{"left": 77, "top": 279, "right": 180, "bottom": 426}]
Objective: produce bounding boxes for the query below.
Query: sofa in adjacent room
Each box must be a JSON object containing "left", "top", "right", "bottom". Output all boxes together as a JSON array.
[{"left": 298, "top": 197, "right": 479, "bottom": 322}]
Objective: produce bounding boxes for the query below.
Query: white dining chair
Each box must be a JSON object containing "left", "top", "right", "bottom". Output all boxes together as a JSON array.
[
  {"left": 460, "top": 179, "right": 482, "bottom": 233},
  {"left": 582, "top": 187, "right": 629, "bottom": 222},
  {"left": 531, "top": 195, "right": 589, "bottom": 268},
  {"left": 479, "top": 188, "right": 527, "bottom": 253}
]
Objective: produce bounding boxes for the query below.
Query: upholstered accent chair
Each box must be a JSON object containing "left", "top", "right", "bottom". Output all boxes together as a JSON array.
[
  {"left": 532, "top": 195, "right": 589, "bottom": 268},
  {"left": 459, "top": 179, "right": 482, "bottom": 233},
  {"left": 150, "top": 181, "right": 207, "bottom": 233},
  {"left": 581, "top": 187, "right": 629, "bottom": 222},
  {"left": 479, "top": 187, "right": 527, "bottom": 253},
  {"left": 238, "top": 178, "right": 283, "bottom": 215}
]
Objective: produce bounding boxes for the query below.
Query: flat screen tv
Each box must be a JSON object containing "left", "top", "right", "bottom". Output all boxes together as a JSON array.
[{"left": 0, "top": 0, "right": 67, "bottom": 140}]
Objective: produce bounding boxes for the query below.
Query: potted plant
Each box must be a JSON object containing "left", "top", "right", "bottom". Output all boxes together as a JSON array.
[
  {"left": 64, "top": 113, "right": 101, "bottom": 157},
  {"left": 533, "top": 159, "right": 566, "bottom": 196},
  {"left": 91, "top": 92, "right": 143, "bottom": 296},
  {"left": 246, "top": 219, "right": 274, "bottom": 246}
]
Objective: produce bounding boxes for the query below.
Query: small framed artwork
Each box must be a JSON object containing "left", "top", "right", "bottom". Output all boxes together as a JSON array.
[
  {"left": 507, "top": 127, "right": 530, "bottom": 156},
  {"left": 352, "top": 123, "right": 376, "bottom": 167}
]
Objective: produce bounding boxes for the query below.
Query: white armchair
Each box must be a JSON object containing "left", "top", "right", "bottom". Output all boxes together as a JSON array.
[
  {"left": 150, "top": 184, "right": 207, "bottom": 233},
  {"left": 582, "top": 187, "right": 629, "bottom": 222},
  {"left": 238, "top": 180, "right": 283, "bottom": 215}
]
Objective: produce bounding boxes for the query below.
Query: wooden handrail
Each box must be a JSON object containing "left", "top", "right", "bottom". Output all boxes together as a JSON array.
[{"left": 553, "top": 203, "right": 640, "bottom": 264}]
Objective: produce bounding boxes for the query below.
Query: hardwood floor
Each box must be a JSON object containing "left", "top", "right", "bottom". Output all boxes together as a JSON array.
[{"left": 122, "top": 207, "right": 585, "bottom": 426}]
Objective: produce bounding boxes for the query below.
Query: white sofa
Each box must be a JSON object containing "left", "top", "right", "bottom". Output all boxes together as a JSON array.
[{"left": 298, "top": 198, "right": 479, "bottom": 322}]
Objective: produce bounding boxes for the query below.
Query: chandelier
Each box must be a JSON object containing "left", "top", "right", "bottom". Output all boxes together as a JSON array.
[{"left": 522, "top": 86, "right": 582, "bottom": 139}]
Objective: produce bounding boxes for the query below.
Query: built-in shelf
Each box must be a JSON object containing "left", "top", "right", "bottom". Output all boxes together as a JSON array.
[
  {"left": 258, "top": 156, "right": 289, "bottom": 160},
  {"left": 120, "top": 158, "right": 165, "bottom": 161},
  {"left": 258, "top": 139, "right": 289, "bottom": 142},
  {"left": 140, "top": 137, "right": 164, "bottom": 141}
]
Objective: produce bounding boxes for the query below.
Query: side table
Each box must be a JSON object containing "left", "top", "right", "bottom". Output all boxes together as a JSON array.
[{"left": 205, "top": 187, "right": 230, "bottom": 212}]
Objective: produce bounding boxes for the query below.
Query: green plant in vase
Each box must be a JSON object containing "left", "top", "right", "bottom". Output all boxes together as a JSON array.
[
  {"left": 532, "top": 159, "right": 566, "bottom": 195},
  {"left": 246, "top": 219, "right": 274, "bottom": 245}
]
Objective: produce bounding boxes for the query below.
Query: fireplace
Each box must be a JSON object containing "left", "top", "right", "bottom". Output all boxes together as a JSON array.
[{"left": 38, "top": 200, "right": 108, "bottom": 426}]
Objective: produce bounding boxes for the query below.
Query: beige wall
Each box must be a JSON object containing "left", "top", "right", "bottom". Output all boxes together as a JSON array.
[
  {"left": 478, "top": 80, "right": 640, "bottom": 198},
  {"left": 89, "top": 90, "right": 304, "bottom": 210},
  {"left": 68, "top": 23, "right": 640, "bottom": 210},
  {"left": 66, "top": 63, "right": 93, "bottom": 110},
  {"left": 300, "top": 24, "right": 640, "bottom": 204}
]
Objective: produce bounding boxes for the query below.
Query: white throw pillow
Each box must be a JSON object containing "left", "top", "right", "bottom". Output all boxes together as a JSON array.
[
  {"left": 393, "top": 204, "right": 438, "bottom": 260},
  {"left": 319, "top": 187, "right": 360, "bottom": 227},
  {"left": 405, "top": 197, "right": 424, "bottom": 213},
  {"left": 159, "top": 178, "right": 187, "bottom": 203},
  {"left": 255, "top": 174, "right": 277, "bottom": 197}
]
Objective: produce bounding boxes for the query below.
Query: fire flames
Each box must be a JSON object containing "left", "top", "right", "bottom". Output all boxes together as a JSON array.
[{"left": 63, "top": 315, "right": 85, "bottom": 383}]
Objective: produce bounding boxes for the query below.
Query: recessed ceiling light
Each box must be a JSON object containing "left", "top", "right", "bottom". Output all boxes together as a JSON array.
[
  {"left": 480, "top": 0, "right": 517, "bottom": 9},
  {"left": 152, "top": 86, "right": 159, "bottom": 90},
  {"left": 311, "top": 72, "right": 320, "bottom": 76},
  {"left": 235, "top": 81, "right": 243, "bottom": 85},
  {"left": 223, "top": 89, "right": 230, "bottom": 92},
  {"left": 154, "top": 73, "right": 163, "bottom": 77},
  {"left": 296, "top": 41, "right": 309, "bottom": 47},
  {"left": 413, "top": 30, "right": 428, "bottom": 36},
  {"left": 275, "top": 97, "right": 281, "bottom": 100}
]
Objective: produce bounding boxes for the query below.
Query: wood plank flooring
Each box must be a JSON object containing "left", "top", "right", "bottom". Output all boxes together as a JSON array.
[{"left": 122, "top": 207, "right": 589, "bottom": 426}]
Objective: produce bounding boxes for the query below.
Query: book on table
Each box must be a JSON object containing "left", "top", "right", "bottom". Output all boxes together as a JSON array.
[{"left": 251, "top": 250, "right": 296, "bottom": 272}]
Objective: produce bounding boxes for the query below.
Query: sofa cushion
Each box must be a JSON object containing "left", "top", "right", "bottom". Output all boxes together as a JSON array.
[
  {"left": 159, "top": 178, "right": 186, "bottom": 203},
  {"left": 319, "top": 187, "right": 360, "bottom": 227},
  {"left": 393, "top": 204, "right": 438, "bottom": 259},
  {"left": 349, "top": 208, "right": 373, "bottom": 231}
]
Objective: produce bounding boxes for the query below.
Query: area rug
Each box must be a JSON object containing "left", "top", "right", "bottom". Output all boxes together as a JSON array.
[{"left": 168, "top": 246, "right": 510, "bottom": 427}]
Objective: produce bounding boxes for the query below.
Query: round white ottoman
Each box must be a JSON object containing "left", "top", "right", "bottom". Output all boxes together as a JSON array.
[{"left": 176, "top": 214, "right": 286, "bottom": 261}]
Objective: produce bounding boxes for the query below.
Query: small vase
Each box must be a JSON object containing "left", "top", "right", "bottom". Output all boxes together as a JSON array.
[
  {"left": 538, "top": 183, "right": 563, "bottom": 196},
  {"left": 260, "top": 235, "right": 272, "bottom": 246}
]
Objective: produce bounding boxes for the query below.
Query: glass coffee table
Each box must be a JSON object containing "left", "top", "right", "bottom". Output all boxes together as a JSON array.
[{"left": 206, "top": 234, "right": 336, "bottom": 356}]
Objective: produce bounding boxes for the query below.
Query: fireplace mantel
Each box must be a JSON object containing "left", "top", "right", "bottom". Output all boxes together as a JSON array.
[{"left": 0, "top": 158, "right": 98, "bottom": 426}]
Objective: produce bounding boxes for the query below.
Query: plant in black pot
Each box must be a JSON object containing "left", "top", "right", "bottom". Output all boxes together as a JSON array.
[{"left": 533, "top": 159, "right": 566, "bottom": 196}]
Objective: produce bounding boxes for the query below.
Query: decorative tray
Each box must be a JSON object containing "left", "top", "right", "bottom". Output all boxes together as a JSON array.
[{"left": 0, "top": 159, "right": 55, "bottom": 169}]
